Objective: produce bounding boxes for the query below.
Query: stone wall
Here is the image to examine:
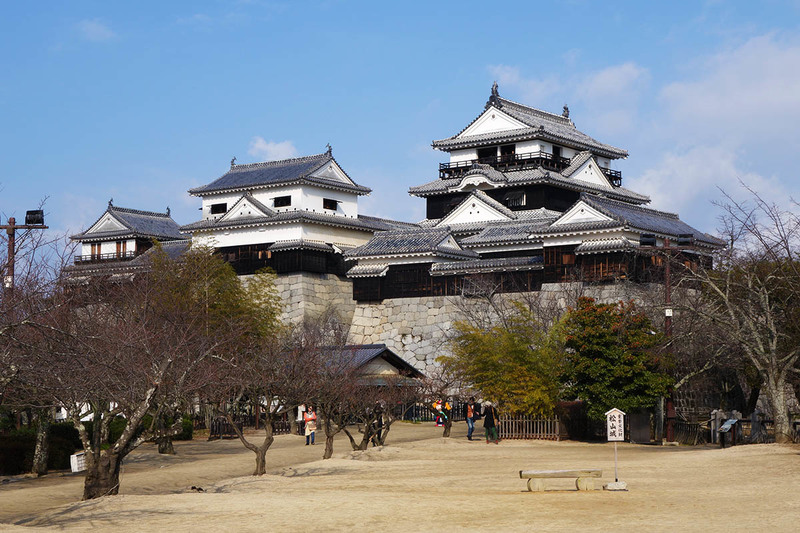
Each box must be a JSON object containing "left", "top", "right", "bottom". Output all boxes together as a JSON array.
[
  {"left": 347, "top": 281, "right": 658, "bottom": 376},
  {"left": 271, "top": 272, "right": 356, "bottom": 325}
]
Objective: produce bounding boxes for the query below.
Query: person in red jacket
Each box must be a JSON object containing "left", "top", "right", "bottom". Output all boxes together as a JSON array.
[{"left": 304, "top": 406, "right": 317, "bottom": 445}]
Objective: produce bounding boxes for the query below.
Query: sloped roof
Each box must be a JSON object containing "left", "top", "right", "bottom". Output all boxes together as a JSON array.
[
  {"left": 432, "top": 91, "right": 627, "bottom": 159},
  {"left": 460, "top": 219, "right": 553, "bottom": 246},
  {"left": 346, "top": 263, "right": 389, "bottom": 278},
  {"left": 188, "top": 152, "right": 371, "bottom": 196},
  {"left": 409, "top": 164, "right": 648, "bottom": 204},
  {"left": 72, "top": 205, "right": 186, "bottom": 242},
  {"left": 574, "top": 237, "right": 639, "bottom": 255},
  {"left": 64, "top": 240, "right": 192, "bottom": 277},
  {"left": 323, "top": 344, "right": 424, "bottom": 378},
  {"left": 268, "top": 240, "right": 334, "bottom": 252},
  {"left": 430, "top": 256, "right": 543, "bottom": 276},
  {"left": 343, "top": 227, "right": 478, "bottom": 260},
  {"left": 578, "top": 195, "right": 725, "bottom": 246},
  {"left": 180, "top": 210, "right": 408, "bottom": 234}
]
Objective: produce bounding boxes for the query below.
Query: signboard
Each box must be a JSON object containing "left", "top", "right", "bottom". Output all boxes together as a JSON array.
[{"left": 605, "top": 408, "right": 625, "bottom": 442}]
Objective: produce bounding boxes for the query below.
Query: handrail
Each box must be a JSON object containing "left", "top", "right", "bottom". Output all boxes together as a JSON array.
[{"left": 74, "top": 251, "right": 137, "bottom": 263}]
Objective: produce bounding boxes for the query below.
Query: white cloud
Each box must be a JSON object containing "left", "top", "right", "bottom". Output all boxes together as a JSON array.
[
  {"left": 576, "top": 63, "right": 649, "bottom": 135},
  {"left": 247, "top": 137, "right": 298, "bottom": 161},
  {"left": 658, "top": 33, "right": 800, "bottom": 150},
  {"left": 76, "top": 19, "right": 116, "bottom": 42}
]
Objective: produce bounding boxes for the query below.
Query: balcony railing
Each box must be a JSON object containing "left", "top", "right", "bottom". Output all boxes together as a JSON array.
[
  {"left": 74, "top": 251, "right": 137, "bottom": 264},
  {"left": 439, "top": 151, "right": 622, "bottom": 186}
]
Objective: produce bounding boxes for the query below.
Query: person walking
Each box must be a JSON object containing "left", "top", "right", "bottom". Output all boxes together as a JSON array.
[
  {"left": 483, "top": 402, "right": 499, "bottom": 444},
  {"left": 463, "top": 397, "right": 480, "bottom": 441},
  {"left": 304, "top": 406, "right": 317, "bottom": 445}
]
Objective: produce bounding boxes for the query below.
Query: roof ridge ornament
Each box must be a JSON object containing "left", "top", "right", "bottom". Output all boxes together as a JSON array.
[
  {"left": 562, "top": 104, "right": 569, "bottom": 118},
  {"left": 166, "top": 206, "right": 170, "bottom": 217},
  {"left": 108, "top": 198, "right": 113, "bottom": 208},
  {"left": 231, "top": 156, "right": 237, "bottom": 168},
  {"left": 487, "top": 81, "right": 501, "bottom": 109},
  {"left": 326, "top": 143, "right": 332, "bottom": 156}
]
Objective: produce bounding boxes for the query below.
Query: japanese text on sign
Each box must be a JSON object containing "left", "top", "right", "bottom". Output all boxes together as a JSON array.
[{"left": 606, "top": 409, "right": 625, "bottom": 442}]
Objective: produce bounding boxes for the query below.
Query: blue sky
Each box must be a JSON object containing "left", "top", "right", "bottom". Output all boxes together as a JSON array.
[{"left": 2, "top": 1, "right": 800, "bottom": 240}]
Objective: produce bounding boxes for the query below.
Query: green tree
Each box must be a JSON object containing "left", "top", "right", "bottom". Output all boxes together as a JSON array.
[
  {"left": 561, "top": 297, "right": 672, "bottom": 420},
  {"left": 442, "top": 302, "right": 563, "bottom": 416}
]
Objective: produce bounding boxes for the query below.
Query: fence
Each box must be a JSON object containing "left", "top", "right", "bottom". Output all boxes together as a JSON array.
[{"left": 498, "top": 414, "right": 561, "bottom": 441}]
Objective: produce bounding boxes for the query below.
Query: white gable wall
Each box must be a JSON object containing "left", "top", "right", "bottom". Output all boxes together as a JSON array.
[
  {"left": 439, "top": 196, "right": 512, "bottom": 225},
  {"left": 192, "top": 223, "right": 304, "bottom": 249},
  {"left": 551, "top": 201, "right": 613, "bottom": 226},
  {"left": 459, "top": 108, "right": 527, "bottom": 137},
  {"left": 570, "top": 159, "right": 613, "bottom": 189}
]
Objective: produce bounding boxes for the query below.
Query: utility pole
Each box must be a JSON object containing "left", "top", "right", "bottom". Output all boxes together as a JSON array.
[{"left": 2, "top": 211, "right": 49, "bottom": 295}]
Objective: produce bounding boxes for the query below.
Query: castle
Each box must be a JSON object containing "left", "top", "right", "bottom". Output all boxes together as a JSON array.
[{"left": 67, "top": 85, "right": 723, "bottom": 375}]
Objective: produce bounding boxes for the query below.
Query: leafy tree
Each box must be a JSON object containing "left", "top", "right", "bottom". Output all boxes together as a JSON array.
[
  {"left": 442, "top": 301, "right": 563, "bottom": 416},
  {"left": 561, "top": 297, "right": 672, "bottom": 420}
]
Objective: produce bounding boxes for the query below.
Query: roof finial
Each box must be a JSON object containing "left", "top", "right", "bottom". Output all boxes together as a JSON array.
[
  {"left": 325, "top": 143, "right": 332, "bottom": 156},
  {"left": 562, "top": 104, "right": 570, "bottom": 118},
  {"left": 108, "top": 198, "right": 113, "bottom": 207},
  {"left": 487, "top": 81, "right": 501, "bottom": 108},
  {"left": 166, "top": 206, "right": 170, "bottom": 217},
  {"left": 230, "top": 156, "right": 237, "bottom": 168}
]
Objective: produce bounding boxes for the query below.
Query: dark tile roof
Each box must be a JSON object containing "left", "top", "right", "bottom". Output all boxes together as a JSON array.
[
  {"left": 432, "top": 95, "right": 627, "bottom": 159},
  {"left": 322, "top": 344, "right": 424, "bottom": 378},
  {"left": 579, "top": 195, "right": 725, "bottom": 246},
  {"left": 430, "top": 256, "right": 543, "bottom": 276},
  {"left": 409, "top": 164, "right": 649, "bottom": 204},
  {"left": 346, "top": 263, "right": 389, "bottom": 278},
  {"left": 268, "top": 240, "right": 334, "bottom": 253},
  {"left": 343, "top": 227, "right": 478, "bottom": 260},
  {"left": 188, "top": 152, "right": 371, "bottom": 196},
  {"left": 180, "top": 210, "right": 404, "bottom": 234},
  {"left": 64, "top": 240, "right": 191, "bottom": 276},
  {"left": 72, "top": 205, "right": 186, "bottom": 242},
  {"left": 574, "top": 237, "right": 638, "bottom": 255},
  {"left": 460, "top": 219, "right": 553, "bottom": 246}
]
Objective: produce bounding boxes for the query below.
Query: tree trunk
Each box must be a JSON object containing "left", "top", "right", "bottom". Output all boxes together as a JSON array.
[
  {"left": 31, "top": 411, "right": 51, "bottom": 476},
  {"left": 322, "top": 419, "right": 337, "bottom": 459},
  {"left": 83, "top": 452, "right": 122, "bottom": 500},
  {"left": 766, "top": 379, "right": 792, "bottom": 443},
  {"left": 156, "top": 415, "right": 176, "bottom": 455},
  {"left": 157, "top": 436, "right": 175, "bottom": 454}
]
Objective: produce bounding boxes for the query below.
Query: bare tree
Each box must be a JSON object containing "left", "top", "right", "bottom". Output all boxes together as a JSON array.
[
  {"left": 9, "top": 246, "right": 268, "bottom": 498},
  {"left": 679, "top": 187, "right": 800, "bottom": 442}
]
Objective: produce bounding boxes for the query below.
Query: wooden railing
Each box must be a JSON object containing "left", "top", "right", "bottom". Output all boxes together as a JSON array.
[
  {"left": 74, "top": 251, "right": 137, "bottom": 264},
  {"left": 498, "top": 414, "right": 561, "bottom": 441},
  {"left": 438, "top": 151, "right": 622, "bottom": 186}
]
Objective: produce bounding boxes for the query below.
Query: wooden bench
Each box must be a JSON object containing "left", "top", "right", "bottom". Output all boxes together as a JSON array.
[{"left": 519, "top": 469, "right": 602, "bottom": 491}]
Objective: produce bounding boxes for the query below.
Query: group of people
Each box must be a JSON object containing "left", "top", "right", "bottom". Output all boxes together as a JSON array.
[
  {"left": 300, "top": 398, "right": 498, "bottom": 447},
  {"left": 463, "top": 397, "right": 499, "bottom": 444}
]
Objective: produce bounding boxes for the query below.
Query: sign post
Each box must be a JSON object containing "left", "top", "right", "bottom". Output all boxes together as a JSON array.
[{"left": 604, "top": 408, "right": 628, "bottom": 491}]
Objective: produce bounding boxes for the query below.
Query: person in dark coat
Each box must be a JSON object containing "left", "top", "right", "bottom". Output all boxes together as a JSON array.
[{"left": 483, "top": 402, "right": 499, "bottom": 444}]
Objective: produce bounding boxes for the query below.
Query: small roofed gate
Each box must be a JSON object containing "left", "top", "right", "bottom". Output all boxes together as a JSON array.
[{"left": 498, "top": 414, "right": 562, "bottom": 440}]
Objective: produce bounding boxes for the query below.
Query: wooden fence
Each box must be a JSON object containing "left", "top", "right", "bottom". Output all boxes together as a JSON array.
[{"left": 498, "top": 414, "right": 561, "bottom": 441}]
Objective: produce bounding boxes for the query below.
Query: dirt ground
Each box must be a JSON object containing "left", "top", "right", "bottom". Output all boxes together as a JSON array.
[{"left": 1, "top": 422, "right": 799, "bottom": 532}]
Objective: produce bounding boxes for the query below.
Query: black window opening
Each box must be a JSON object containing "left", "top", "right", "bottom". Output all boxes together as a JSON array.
[
  {"left": 500, "top": 144, "right": 516, "bottom": 161},
  {"left": 503, "top": 191, "right": 526, "bottom": 208},
  {"left": 210, "top": 203, "right": 227, "bottom": 215},
  {"left": 477, "top": 146, "right": 496, "bottom": 162},
  {"left": 274, "top": 196, "right": 291, "bottom": 208},
  {"left": 322, "top": 198, "right": 339, "bottom": 211},
  {"left": 552, "top": 145, "right": 562, "bottom": 160}
]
